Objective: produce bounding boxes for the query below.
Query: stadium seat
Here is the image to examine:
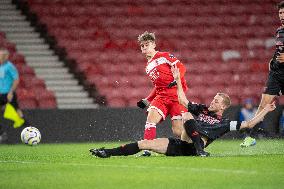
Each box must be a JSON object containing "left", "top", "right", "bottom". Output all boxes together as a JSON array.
[
  {"left": 108, "top": 98, "right": 128, "bottom": 107},
  {"left": 23, "top": 77, "right": 46, "bottom": 89},
  {"left": 18, "top": 99, "right": 38, "bottom": 109},
  {"left": 38, "top": 99, "right": 57, "bottom": 109}
]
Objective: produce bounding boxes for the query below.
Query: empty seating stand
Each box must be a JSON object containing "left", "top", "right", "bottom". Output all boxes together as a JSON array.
[
  {"left": 0, "top": 31, "right": 57, "bottom": 109},
  {"left": 26, "top": 0, "right": 278, "bottom": 107}
]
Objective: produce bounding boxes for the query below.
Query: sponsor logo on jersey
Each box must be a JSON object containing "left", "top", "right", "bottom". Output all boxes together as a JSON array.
[
  {"left": 148, "top": 68, "right": 159, "bottom": 82},
  {"left": 276, "top": 41, "right": 284, "bottom": 46},
  {"left": 146, "top": 57, "right": 170, "bottom": 74},
  {"left": 198, "top": 113, "right": 220, "bottom": 124}
]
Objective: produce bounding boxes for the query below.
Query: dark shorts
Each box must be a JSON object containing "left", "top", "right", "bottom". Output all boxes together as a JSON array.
[
  {"left": 0, "top": 93, "right": 19, "bottom": 109},
  {"left": 264, "top": 73, "right": 284, "bottom": 96},
  {"left": 165, "top": 137, "right": 202, "bottom": 156}
]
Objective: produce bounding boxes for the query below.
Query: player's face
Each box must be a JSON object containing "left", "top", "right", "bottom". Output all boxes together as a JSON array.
[
  {"left": 208, "top": 95, "right": 225, "bottom": 112},
  {"left": 140, "top": 40, "right": 156, "bottom": 55},
  {"left": 0, "top": 51, "right": 7, "bottom": 64},
  {"left": 279, "top": 8, "right": 284, "bottom": 26}
]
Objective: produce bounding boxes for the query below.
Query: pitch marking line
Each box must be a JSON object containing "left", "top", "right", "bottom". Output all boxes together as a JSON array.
[{"left": 0, "top": 160, "right": 257, "bottom": 175}]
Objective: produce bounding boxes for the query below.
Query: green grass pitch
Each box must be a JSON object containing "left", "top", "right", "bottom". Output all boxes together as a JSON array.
[{"left": 0, "top": 139, "right": 284, "bottom": 189}]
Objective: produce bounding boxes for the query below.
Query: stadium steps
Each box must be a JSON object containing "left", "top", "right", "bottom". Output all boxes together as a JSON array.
[{"left": 0, "top": 0, "right": 98, "bottom": 109}]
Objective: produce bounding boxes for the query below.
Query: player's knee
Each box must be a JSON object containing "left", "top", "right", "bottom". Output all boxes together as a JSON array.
[
  {"left": 172, "top": 126, "right": 182, "bottom": 137},
  {"left": 138, "top": 139, "right": 158, "bottom": 150},
  {"left": 171, "top": 119, "right": 183, "bottom": 137},
  {"left": 147, "top": 109, "right": 163, "bottom": 123},
  {"left": 182, "top": 112, "right": 194, "bottom": 121},
  {"left": 183, "top": 119, "right": 197, "bottom": 133},
  {"left": 138, "top": 139, "right": 149, "bottom": 149}
]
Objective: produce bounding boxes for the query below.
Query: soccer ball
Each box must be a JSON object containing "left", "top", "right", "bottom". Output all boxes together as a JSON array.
[{"left": 21, "top": 127, "right": 41, "bottom": 146}]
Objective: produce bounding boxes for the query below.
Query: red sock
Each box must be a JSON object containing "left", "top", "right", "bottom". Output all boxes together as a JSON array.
[{"left": 144, "top": 122, "right": 156, "bottom": 140}]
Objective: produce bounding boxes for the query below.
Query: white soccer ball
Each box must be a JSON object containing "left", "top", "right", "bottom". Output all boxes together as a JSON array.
[{"left": 21, "top": 127, "right": 41, "bottom": 146}]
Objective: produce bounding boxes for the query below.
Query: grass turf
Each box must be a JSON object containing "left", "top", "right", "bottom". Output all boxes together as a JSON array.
[{"left": 0, "top": 139, "right": 284, "bottom": 189}]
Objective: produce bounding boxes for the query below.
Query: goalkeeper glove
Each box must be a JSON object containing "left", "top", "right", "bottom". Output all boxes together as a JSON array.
[{"left": 137, "top": 99, "right": 150, "bottom": 109}]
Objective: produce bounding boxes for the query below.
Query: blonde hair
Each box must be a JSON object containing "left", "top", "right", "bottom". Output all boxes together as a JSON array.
[
  {"left": 217, "top": 92, "right": 231, "bottom": 109},
  {"left": 0, "top": 48, "right": 9, "bottom": 55},
  {"left": 137, "top": 31, "right": 155, "bottom": 43}
]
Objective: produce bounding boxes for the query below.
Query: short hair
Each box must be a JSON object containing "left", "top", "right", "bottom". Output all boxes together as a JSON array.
[
  {"left": 137, "top": 31, "right": 155, "bottom": 43},
  {"left": 0, "top": 48, "right": 9, "bottom": 55},
  {"left": 217, "top": 92, "right": 231, "bottom": 109},
  {"left": 278, "top": 1, "right": 284, "bottom": 10}
]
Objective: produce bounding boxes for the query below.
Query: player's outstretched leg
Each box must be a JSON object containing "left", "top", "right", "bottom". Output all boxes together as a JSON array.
[
  {"left": 240, "top": 94, "right": 275, "bottom": 147},
  {"left": 89, "top": 148, "right": 110, "bottom": 158},
  {"left": 90, "top": 142, "right": 140, "bottom": 158}
]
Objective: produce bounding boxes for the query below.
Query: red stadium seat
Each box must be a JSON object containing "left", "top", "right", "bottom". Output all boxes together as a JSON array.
[
  {"left": 18, "top": 99, "right": 38, "bottom": 109},
  {"left": 108, "top": 98, "right": 128, "bottom": 107},
  {"left": 23, "top": 77, "right": 46, "bottom": 89},
  {"left": 17, "top": 65, "right": 35, "bottom": 76},
  {"left": 38, "top": 99, "right": 57, "bottom": 109},
  {"left": 33, "top": 88, "right": 56, "bottom": 101},
  {"left": 26, "top": 0, "right": 277, "bottom": 107}
]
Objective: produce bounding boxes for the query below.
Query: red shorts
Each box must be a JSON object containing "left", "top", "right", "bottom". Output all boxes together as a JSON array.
[{"left": 147, "top": 96, "right": 187, "bottom": 120}]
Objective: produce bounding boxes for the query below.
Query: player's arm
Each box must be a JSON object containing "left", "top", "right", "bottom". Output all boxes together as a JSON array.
[
  {"left": 145, "top": 87, "right": 156, "bottom": 102},
  {"left": 168, "top": 62, "right": 186, "bottom": 87},
  {"left": 240, "top": 102, "right": 276, "bottom": 129},
  {"left": 9, "top": 78, "right": 19, "bottom": 93},
  {"left": 166, "top": 53, "right": 186, "bottom": 88},
  {"left": 137, "top": 87, "right": 156, "bottom": 109},
  {"left": 268, "top": 58, "right": 273, "bottom": 71},
  {"left": 176, "top": 62, "right": 186, "bottom": 77},
  {"left": 172, "top": 66, "right": 188, "bottom": 107}
]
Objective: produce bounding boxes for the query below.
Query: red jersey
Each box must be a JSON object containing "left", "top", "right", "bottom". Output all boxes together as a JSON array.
[{"left": 145, "top": 51, "right": 188, "bottom": 101}]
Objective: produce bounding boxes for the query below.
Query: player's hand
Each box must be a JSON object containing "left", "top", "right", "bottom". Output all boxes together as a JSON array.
[
  {"left": 264, "top": 101, "right": 276, "bottom": 112},
  {"left": 276, "top": 53, "right": 284, "bottom": 63},
  {"left": 171, "top": 66, "right": 180, "bottom": 81},
  {"left": 137, "top": 99, "right": 150, "bottom": 109},
  {"left": 7, "top": 91, "right": 13, "bottom": 102}
]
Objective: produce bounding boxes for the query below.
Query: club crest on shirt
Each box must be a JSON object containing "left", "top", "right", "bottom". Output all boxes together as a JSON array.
[{"left": 169, "top": 54, "right": 175, "bottom": 59}]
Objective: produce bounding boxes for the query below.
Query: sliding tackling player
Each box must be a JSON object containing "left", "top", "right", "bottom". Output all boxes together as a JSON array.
[{"left": 90, "top": 67, "right": 276, "bottom": 157}]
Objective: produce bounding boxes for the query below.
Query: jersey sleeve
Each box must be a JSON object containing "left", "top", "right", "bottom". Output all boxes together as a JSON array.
[
  {"left": 229, "top": 121, "right": 242, "bottom": 131},
  {"left": 176, "top": 62, "right": 186, "bottom": 78},
  {"left": 164, "top": 53, "right": 180, "bottom": 66},
  {"left": 165, "top": 53, "right": 186, "bottom": 79},
  {"left": 145, "top": 87, "right": 156, "bottom": 102},
  {"left": 8, "top": 62, "right": 19, "bottom": 80}
]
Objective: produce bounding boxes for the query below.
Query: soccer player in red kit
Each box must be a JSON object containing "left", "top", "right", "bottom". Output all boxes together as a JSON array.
[{"left": 136, "top": 31, "right": 188, "bottom": 156}]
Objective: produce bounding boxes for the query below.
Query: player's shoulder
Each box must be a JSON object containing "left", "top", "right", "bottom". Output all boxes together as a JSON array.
[
  {"left": 155, "top": 51, "right": 170, "bottom": 57},
  {"left": 221, "top": 117, "right": 231, "bottom": 124},
  {"left": 276, "top": 26, "right": 284, "bottom": 33},
  {"left": 158, "top": 51, "right": 179, "bottom": 60},
  {"left": 3, "top": 61, "right": 14, "bottom": 67}
]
